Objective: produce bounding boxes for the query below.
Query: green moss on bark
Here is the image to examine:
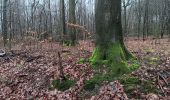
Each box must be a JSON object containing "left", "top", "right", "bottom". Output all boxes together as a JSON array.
[
  {"left": 122, "top": 44, "right": 134, "bottom": 60},
  {"left": 90, "top": 42, "right": 130, "bottom": 75},
  {"left": 85, "top": 43, "right": 133, "bottom": 90}
]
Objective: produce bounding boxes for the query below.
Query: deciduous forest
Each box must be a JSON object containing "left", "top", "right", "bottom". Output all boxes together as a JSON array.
[{"left": 0, "top": 0, "right": 170, "bottom": 99}]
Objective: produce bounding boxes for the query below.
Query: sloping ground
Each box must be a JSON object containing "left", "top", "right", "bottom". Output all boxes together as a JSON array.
[{"left": 0, "top": 39, "right": 170, "bottom": 99}]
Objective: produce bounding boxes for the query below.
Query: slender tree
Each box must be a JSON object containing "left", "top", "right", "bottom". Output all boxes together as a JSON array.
[
  {"left": 2, "top": 0, "right": 8, "bottom": 47},
  {"left": 60, "top": 0, "right": 66, "bottom": 42},
  {"left": 136, "top": 0, "right": 142, "bottom": 39},
  {"left": 167, "top": 0, "right": 170, "bottom": 39},
  {"left": 68, "top": 0, "right": 76, "bottom": 45},
  {"left": 48, "top": 0, "right": 52, "bottom": 36},
  {"left": 143, "top": 0, "right": 149, "bottom": 41},
  {"left": 122, "top": 0, "right": 131, "bottom": 35}
]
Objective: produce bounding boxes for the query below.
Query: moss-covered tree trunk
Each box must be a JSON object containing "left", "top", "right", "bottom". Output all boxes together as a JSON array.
[
  {"left": 68, "top": 0, "right": 76, "bottom": 46},
  {"left": 91, "top": 0, "right": 132, "bottom": 76}
]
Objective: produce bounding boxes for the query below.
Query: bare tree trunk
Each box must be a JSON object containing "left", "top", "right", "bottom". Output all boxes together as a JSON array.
[
  {"left": 2, "top": 0, "right": 8, "bottom": 47},
  {"left": 9, "top": 0, "right": 12, "bottom": 50},
  {"left": 137, "top": 0, "right": 142, "bottom": 39},
  {"left": 122, "top": 0, "right": 130, "bottom": 35},
  {"left": 68, "top": 0, "right": 76, "bottom": 45},
  {"left": 48, "top": 0, "right": 53, "bottom": 37},
  {"left": 60, "top": 0, "right": 66, "bottom": 42},
  {"left": 143, "top": 0, "right": 149, "bottom": 41}
]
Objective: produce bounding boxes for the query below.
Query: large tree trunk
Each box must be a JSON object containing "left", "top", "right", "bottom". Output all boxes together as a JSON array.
[{"left": 91, "top": 0, "right": 132, "bottom": 75}]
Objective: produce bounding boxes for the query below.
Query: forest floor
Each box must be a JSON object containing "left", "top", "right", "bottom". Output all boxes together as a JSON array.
[{"left": 0, "top": 38, "right": 170, "bottom": 100}]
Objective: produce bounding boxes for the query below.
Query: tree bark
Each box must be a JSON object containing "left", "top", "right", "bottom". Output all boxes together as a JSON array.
[
  {"left": 2, "top": 0, "right": 8, "bottom": 47},
  {"left": 48, "top": 0, "right": 53, "bottom": 36},
  {"left": 91, "top": 0, "right": 132, "bottom": 76},
  {"left": 137, "top": 0, "right": 142, "bottom": 39},
  {"left": 60, "top": 0, "right": 66, "bottom": 42},
  {"left": 68, "top": 0, "right": 76, "bottom": 45},
  {"left": 143, "top": 0, "right": 149, "bottom": 41}
]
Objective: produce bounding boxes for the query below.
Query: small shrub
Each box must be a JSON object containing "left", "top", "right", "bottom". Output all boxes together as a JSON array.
[
  {"left": 52, "top": 78, "right": 75, "bottom": 91},
  {"left": 77, "top": 58, "right": 89, "bottom": 64},
  {"left": 84, "top": 80, "right": 97, "bottom": 91}
]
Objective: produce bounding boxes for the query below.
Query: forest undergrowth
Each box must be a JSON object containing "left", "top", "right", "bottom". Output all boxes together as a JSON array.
[{"left": 0, "top": 38, "right": 169, "bottom": 99}]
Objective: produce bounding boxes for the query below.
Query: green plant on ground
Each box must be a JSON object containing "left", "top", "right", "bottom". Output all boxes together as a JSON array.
[
  {"left": 84, "top": 79, "right": 98, "bottom": 91},
  {"left": 77, "top": 58, "right": 89, "bottom": 64},
  {"left": 149, "top": 57, "right": 159, "bottom": 61},
  {"left": 147, "top": 56, "right": 160, "bottom": 66},
  {"left": 117, "top": 74, "right": 158, "bottom": 98},
  {"left": 128, "top": 59, "right": 140, "bottom": 71},
  {"left": 144, "top": 48, "right": 155, "bottom": 53},
  {"left": 84, "top": 51, "right": 140, "bottom": 91},
  {"left": 52, "top": 77, "right": 75, "bottom": 91}
]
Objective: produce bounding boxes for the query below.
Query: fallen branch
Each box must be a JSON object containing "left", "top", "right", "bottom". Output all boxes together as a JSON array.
[
  {"left": 61, "top": 49, "right": 70, "bottom": 53},
  {"left": 26, "top": 55, "right": 43, "bottom": 62},
  {"left": 158, "top": 72, "right": 168, "bottom": 86},
  {"left": 66, "top": 23, "right": 90, "bottom": 35},
  {"left": 157, "top": 74, "right": 167, "bottom": 97}
]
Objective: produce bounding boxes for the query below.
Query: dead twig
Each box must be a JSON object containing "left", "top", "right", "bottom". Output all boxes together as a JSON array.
[
  {"left": 158, "top": 72, "right": 168, "bottom": 86},
  {"left": 58, "top": 51, "right": 65, "bottom": 81},
  {"left": 157, "top": 74, "right": 167, "bottom": 97},
  {"left": 61, "top": 49, "right": 70, "bottom": 53}
]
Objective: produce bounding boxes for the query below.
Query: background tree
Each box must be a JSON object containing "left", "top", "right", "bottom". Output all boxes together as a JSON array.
[
  {"left": 143, "top": 0, "right": 149, "bottom": 41},
  {"left": 122, "top": 0, "right": 132, "bottom": 35},
  {"left": 2, "top": 0, "right": 8, "bottom": 47},
  {"left": 0, "top": 0, "right": 169, "bottom": 48},
  {"left": 166, "top": 0, "right": 170, "bottom": 38},
  {"left": 68, "top": 0, "right": 76, "bottom": 45},
  {"left": 60, "top": 0, "right": 66, "bottom": 43},
  {"left": 48, "top": 0, "right": 52, "bottom": 37}
]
